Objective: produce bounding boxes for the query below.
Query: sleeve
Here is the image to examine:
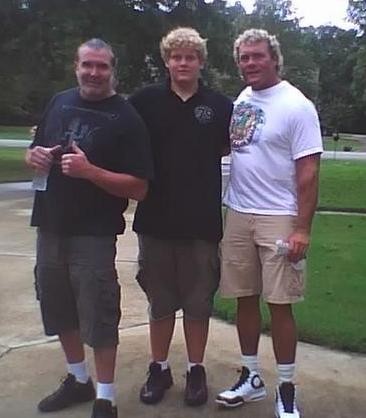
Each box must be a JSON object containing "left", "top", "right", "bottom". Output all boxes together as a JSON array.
[
  {"left": 289, "top": 100, "right": 324, "bottom": 160},
  {"left": 116, "top": 104, "right": 154, "bottom": 180}
]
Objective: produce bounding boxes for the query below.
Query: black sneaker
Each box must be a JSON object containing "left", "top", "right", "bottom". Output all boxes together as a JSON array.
[
  {"left": 91, "top": 399, "right": 118, "bottom": 418},
  {"left": 38, "top": 374, "right": 95, "bottom": 412},
  {"left": 139, "top": 362, "right": 173, "bottom": 404},
  {"left": 184, "top": 365, "right": 208, "bottom": 406}
]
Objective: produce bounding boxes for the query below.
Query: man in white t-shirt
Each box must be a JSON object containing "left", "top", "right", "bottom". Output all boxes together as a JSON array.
[{"left": 215, "top": 29, "right": 323, "bottom": 418}]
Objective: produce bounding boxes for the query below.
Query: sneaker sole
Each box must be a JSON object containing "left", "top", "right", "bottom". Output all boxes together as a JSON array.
[
  {"left": 216, "top": 391, "right": 266, "bottom": 408},
  {"left": 274, "top": 408, "right": 300, "bottom": 418}
]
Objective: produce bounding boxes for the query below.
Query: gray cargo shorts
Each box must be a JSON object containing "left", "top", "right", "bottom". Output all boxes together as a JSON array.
[
  {"left": 136, "top": 235, "right": 220, "bottom": 321},
  {"left": 34, "top": 230, "right": 121, "bottom": 348}
]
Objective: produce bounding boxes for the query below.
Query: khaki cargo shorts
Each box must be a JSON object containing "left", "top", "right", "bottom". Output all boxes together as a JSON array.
[{"left": 220, "top": 208, "right": 306, "bottom": 304}]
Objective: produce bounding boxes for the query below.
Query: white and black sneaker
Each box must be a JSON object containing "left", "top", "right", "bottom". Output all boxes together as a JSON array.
[
  {"left": 275, "top": 382, "right": 300, "bottom": 418},
  {"left": 215, "top": 366, "right": 266, "bottom": 408}
]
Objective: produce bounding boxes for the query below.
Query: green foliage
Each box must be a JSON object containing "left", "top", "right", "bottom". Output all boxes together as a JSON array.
[
  {"left": 1, "top": 0, "right": 365, "bottom": 133},
  {"left": 348, "top": 0, "right": 366, "bottom": 30},
  {"left": 214, "top": 214, "right": 366, "bottom": 353}
]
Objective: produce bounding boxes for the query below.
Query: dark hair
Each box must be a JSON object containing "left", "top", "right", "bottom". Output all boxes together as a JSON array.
[{"left": 75, "top": 38, "right": 117, "bottom": 67}]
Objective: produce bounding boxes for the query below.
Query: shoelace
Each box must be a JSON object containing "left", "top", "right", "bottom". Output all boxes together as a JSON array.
[
  {"left": 230, "top": 367, "right": 250, "bottom": 391},
  {"left": 188, "top": 367, "right": 204, "bottom": 390},
  {"left": 60, "top": 374, "right": 74, "bottom": 386},
  {"left": 146, "top": 365, "right": 163, "bottom": 387}
]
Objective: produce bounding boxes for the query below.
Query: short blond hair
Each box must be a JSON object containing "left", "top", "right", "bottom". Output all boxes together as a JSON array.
[
  {"left": 233, "top": 28, "right": 284, "bottom": 74},
  {"left": 160, "top": 27, "right": 208, "bottom": 62}
]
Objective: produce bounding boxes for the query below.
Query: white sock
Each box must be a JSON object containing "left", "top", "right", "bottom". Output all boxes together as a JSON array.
[
  {"left": 67, "top": 360, "right": 89, "bottom": 384},
  {"left": 187, "top": 361, "right": 203, "bottom": 372},
  {"left": 156, "top": 360, "right": 169, "bottom": 371},
  {"left": 277, "top": 363, "right": 296, "bottom": 384},
  {"left": 97, "top": 382, "right": 116, "bottom": 406},
  {"left": 241, "top": 354, "right": 259, "bottom": 373}
]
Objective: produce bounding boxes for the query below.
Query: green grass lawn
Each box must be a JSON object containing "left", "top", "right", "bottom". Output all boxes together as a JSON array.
[
  {"left": 214, "top": 214, "right": 366, "bottom": 353},
  {"left": 323, "top": 135, "right": 365, "bottom": 152},
  {"left": 0, "top": 148, "right": 31, "bottom": 182},
  {"left": 319, "top": 160, "right": 366, "bottom": 210},
  {"left": 0, "top": 125, "right": 31, "bottom": 139}
]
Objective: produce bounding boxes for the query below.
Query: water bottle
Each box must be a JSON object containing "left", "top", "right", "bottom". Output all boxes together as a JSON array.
[
  {"left": 32, "top": 171, "right": 48, "bottom": 191},
  {"left": 275, "top": 239, "right": 306, "bottom": 271}
]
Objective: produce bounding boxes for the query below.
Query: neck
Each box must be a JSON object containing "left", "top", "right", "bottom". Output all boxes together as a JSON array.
[
  {"left": 79, "top": 89, "right": 116, "bottom": 101},
  {"left": 170, "top": 79, "right": 199, "bottom": 101},
  {"left": 252, "top": 77, "right": 281, "bottom": 91}
]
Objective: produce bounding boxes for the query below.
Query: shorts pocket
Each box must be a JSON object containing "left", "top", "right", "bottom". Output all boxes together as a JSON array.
[{"left": 97, "top": 269, "right": 121, "bottom": 327}]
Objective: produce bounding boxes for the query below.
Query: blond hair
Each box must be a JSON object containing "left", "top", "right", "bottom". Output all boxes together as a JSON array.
[
  {"left": 233, "top": 28, "right": 284, "bottom": 74},
  {"left": 160, "top": 27, "right": 208, "bottom": 62}
]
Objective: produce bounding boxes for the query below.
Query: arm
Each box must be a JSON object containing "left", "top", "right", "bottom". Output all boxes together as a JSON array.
[
  {"left": 61, "top": 143, "right": 148, "bottom": 201},
  {"left": 287, "top": 153, "right": 321, "bottom": 262}
]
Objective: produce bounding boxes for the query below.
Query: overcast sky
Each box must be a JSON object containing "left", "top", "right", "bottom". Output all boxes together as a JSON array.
[{"left": 241, "top": 0, "right": 354, "bottom": 29}]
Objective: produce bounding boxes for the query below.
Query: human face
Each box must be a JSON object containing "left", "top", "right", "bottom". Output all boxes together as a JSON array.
[
  {"left": 238, "top": 40, "right": 280, "bottom": 90},
  {"left": 165, "top": 47, "right": 203, "bottom": 87},
  {"left": 75, "top": 46, "right": 115, "bottom": 101}
]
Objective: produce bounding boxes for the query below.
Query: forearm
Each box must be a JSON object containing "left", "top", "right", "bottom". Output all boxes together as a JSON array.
[
  {"left": 296, "top": 181, "right": 318, "bottom": 233},
  {"left": 85, "top": 164, "right": 148, "bottom": 201},
  {"left": 295, "top": 155, "right": 320, "bottom": 233}
]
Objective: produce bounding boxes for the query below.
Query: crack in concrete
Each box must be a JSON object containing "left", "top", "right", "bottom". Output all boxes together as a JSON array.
[
  {"left": 0, "top": 320, "right": 160, "bottom": 359},
  {"left": 0, "top": 253, "right": 35, "bottom": 258}
]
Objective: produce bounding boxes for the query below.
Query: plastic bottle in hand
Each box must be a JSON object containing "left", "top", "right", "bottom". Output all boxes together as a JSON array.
[
  {"left": 32, "top": 170, "right": 48, "bottom": 191},
  {"left": 275, "top": 239, "right": 306, "bottom": 271}
]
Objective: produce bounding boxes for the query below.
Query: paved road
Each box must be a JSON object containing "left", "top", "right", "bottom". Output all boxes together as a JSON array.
[{"left": 0, "top": 139, "right": 31, "bottom": 147}]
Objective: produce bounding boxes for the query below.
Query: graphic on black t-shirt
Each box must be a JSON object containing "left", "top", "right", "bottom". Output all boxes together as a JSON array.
[
  {"left": 194, "top": 105, "right": 214, "bottom": 124},
  {"left": 60, "top": 105, "right": 120, "bottom": 150},
  {"left": 230, "top": 102, "right": 265, "bottom": 151},
  {"left": 62, "top": 116, "right": 99, "bottom": 149}
]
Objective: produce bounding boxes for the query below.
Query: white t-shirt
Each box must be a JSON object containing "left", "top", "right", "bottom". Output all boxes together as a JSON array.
[{"left": 223, "top": 80, "right": 323, "bottom": 215}]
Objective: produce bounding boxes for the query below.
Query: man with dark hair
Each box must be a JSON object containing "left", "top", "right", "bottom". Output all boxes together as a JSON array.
[{"left": 25, "top": 38, "right": 153, "bottom": 418}]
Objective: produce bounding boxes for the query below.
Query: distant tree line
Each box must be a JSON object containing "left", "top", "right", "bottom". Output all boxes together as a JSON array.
[{"left": 1, "top": 0, "right": 366, "bottom": 133}]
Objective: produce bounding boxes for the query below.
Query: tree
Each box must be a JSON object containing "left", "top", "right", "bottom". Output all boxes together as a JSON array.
[{"left": 348, "top": 0, "right": 366, "bottom": 31}]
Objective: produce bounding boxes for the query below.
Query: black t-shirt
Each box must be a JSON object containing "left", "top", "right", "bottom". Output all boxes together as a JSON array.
[
  {"left": 130, "top": 81, "right": 233, "bottom": 241},
  {"left": 30, "top": 88, "right": 153, "bottom": 235}
]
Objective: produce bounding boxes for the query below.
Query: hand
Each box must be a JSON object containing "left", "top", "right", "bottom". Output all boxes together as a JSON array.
[
  {"left": 26, "top": 145, "right": 61, "bottom": 172},
  {"left": 61, "top": 142, "right": 93, "bottom": 179},
  {"left": 286, "top": 229, "right": 310, "bottom": 262}
]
